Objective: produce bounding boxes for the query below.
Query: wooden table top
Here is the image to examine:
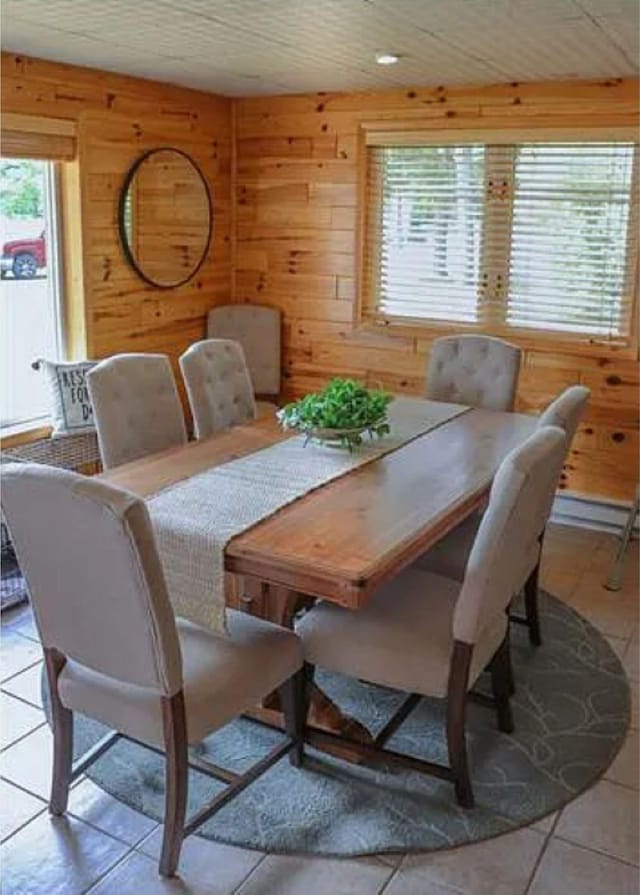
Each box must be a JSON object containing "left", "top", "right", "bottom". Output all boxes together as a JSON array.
[{"left": 100, "top": 406, "right": 536, "bottom": 608}]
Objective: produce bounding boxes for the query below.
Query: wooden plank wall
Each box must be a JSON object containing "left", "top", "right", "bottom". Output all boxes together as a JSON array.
[
  {"left": 234, "top": 78, "right": 639, "bottom": 501},
  {"left": 1, "top": 53, "right": 232, "bottom": 387}
]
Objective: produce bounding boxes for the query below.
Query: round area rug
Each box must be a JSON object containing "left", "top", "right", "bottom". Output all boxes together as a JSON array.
[{"left": 46, "top": 592, "right": 630, "bottom": 856}]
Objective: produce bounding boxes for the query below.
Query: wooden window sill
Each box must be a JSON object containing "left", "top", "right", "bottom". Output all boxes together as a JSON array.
[{"left": 1, "top": 422, "right": 53, "bottom": 449}]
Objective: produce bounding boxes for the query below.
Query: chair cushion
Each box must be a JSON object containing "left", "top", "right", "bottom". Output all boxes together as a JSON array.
[
  {"left": 297, "top": 568, "right": 507, "bottom": 699},
  {"left": 59, "top": 610, "right": 302, "bottom": 746}
]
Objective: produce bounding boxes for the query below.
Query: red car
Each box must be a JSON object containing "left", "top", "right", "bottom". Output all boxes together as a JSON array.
[{"left": 1, "top": 231, "right": 46, "bottom": 279}]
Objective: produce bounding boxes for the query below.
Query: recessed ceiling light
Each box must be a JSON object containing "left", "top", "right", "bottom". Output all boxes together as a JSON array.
[{"left": 375, "top": 51, "right": 400, "bottom": 65}]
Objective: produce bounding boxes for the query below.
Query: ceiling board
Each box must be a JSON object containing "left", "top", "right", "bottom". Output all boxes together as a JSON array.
[{"left": 1, "top": 0, "right": 637, "bottom": 95}]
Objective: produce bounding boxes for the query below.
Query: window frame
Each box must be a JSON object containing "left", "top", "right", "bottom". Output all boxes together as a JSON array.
[{"left": 356, "top": 123, "right": 639, "bottom": 359}]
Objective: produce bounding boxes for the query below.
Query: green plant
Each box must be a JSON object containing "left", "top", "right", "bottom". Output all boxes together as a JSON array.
[{"left": 278, "top": 378, "right": 392, "bottom": 450}]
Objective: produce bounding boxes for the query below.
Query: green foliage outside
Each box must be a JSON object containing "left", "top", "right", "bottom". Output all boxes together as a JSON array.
[
  {"left": 278, "top": 378, "right": 392, "bottom": 451},
  {"left": 0, "top": 160, "right": 45, "bottom": 219}
]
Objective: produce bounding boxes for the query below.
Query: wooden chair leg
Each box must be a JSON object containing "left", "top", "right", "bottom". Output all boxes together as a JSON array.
[
  {"left": 524, "top": 559, "right": 542, "bottom": 647},
  {"left": 279, "top": 666, "right": 310, "bottom": 767},
  {"left": 159, "top": 691, "right": 188, "bottom": 878},
  {"left": 44, "top": 648, "right": 73, "bottom": 816},
  {"left": 489, "top": 636, "right": 515, "bottom": 734},
  {"left": 446, "top": 642, "right": 474, "bottom": 809}
]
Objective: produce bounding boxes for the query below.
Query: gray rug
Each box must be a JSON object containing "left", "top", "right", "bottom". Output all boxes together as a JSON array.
[{"left": 46, "top": 593, "right": 630, "bottom": 856}]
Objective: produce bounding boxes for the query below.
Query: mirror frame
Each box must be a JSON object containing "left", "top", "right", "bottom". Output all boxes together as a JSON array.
[{"left": 118, "top": 147, "right": 213, "bottom": 290}]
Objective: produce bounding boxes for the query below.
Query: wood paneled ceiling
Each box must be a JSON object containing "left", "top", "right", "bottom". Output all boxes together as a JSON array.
[{"left": 1, "top": 0, "right": 638, "bottom": 96}]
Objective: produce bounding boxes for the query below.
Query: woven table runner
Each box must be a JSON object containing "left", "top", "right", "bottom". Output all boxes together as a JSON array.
[{"left": 148, "top": 397, "right": 468, "bottom": 633}]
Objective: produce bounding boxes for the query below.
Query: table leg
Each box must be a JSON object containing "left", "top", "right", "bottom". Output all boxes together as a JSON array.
[{"left": 245, "top": 582, "right": 374, "bottom": 745}]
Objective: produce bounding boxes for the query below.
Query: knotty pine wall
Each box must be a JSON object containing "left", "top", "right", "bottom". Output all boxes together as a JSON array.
[
  {"left": 1, "top": 53, "right": 232, "bottom": 379},
  {"left": 234, "top": 78, "right": 639, "bottom": 501}
]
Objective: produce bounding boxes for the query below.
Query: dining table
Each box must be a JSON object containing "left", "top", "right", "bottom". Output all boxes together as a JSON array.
[{"left": 100, "top": 400, "right": 536, "bottom": 757}]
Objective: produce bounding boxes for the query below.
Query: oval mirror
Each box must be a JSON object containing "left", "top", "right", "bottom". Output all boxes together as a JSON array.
[{"left": 119, "top": 148, "right": 212, "bottom": 289}]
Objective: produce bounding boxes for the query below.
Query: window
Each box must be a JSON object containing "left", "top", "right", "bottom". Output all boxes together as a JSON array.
[
  {"left": 0, "top": 158, "right": 64, "bottom": 431},
  {"left": 363, "top": 136, "right": 638, "bottom": 342}
]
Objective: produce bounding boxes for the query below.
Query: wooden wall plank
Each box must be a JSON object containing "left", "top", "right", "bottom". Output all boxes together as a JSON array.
[{"left": 235, "top": 76, "right": 640, "bottom": 501}]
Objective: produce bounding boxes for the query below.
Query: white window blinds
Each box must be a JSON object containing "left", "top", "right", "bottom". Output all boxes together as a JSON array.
[{"left": 364, "top": 140, "right": 638, "bottom": 341}]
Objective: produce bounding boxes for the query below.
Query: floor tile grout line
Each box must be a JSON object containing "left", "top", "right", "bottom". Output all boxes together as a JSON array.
[
  {"left": 231, "top": 851, "right": 270, "bottom": 894},
  {"left": 551, "top": 833, "right": 640, "bottom": 869},
  {"left": 66, "top": 806, "right": 160, "bottom": 851},
  {"left": 523, "top": 825, "right": 556, "bottom": 894},
  {"left": 0, "top": 656, "right": 44, "bottom": 687},
  {"left": 0, "top": 773, "right": 48, "bottom": 804},
  {"left": 0, "top": 682, "right": 44, "bottom": 712},
  {"left": 81, "top": 843, "right": 137, "bottom": 895},
  {"left": 0, "top": 719, "right": 47, "bottom": 754},
  {"left": 0, "top": 804, "right": 49, "bottom": 846}
]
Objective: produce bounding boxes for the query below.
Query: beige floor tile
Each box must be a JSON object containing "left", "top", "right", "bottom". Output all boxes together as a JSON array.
[
  {"left": 68, "top": 778, "right": 158, "bottom": 846},
  {"left": 0, "top": 723, "right": 53, "bottom": 799},
  {"left": 1, "top": 660, "right": 44, "bottom": 708},
  {"left": 0, "top": 691, "right": 45, "bottom": 750},
  {"left": 0, "top": 779, "right": 46, "bottom": 842},
  {"left": 0, "top": 629, "right": 42, "bottom": 683},
  {"left": 90, "top": 847, "right": 261, "bottom": 895},
  {"left": 383, "top": 827, "right": 545, "bottom": 895},
  {"left": 138, "top": 827, "right": 264, "bottom": 892},
  {"left": 235, "top": 854, "right": 395, "bottom": 895},
  {"left": 605, "top": 730, "right": 639, "bottom": 790},
  {"left": 0, "top": 811, "right": 129, "bottom": 895},
  {"left": 555, "top": 779, "right": 639, "bottom": 865},
  {"left": 529, "top": 837, "right": 639, "bottom": 895},
  {"left": 567, "top": 581, "right": 639, "bottom": 640}
]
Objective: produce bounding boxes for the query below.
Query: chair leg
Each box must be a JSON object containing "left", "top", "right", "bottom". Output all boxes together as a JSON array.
[
  {"left": 524, "top": 559, "right": 542, "bottom": 647},
  {"left": 489, "top": 636, "right": 515, "bottom": 734},
  {"left": 446, "top": 641, "right": 474, "bottom": 809},
  {"left": 159, "top": 691, "right": 188, "bottom": 878},
  {"left": 279, "top": 665, "right": 311, "bottom": 767},
  {"left": 44, "top": 648, "right": 73, "bottom": 816}
]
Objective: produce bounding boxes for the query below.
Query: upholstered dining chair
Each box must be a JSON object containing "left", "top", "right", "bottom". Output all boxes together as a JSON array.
[
  {"left": 414, "top": 385, "right": 590, "bottom": 646},
  {"left": 179, "top": 339, "right": 257, "bottom": 439},
  {"left": 208, "top": 304, "right": 281, "bottom": 405},
  {"left": 297, "top": 426, "right": 567, "bottom": 807},
  {"left": 87, "top": 353, "right": 187, "bottom": 469},
  {"left": 426, "top": 334, "right": 522, "bottom": 411},
  {"left": 2, "top": 463, "right": 305, "bottom": 878}
]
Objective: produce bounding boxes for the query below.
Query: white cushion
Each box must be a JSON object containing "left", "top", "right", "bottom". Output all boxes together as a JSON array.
[
  {"left": 297, "top": 568, "right": 507, "bottom": 699},
  {"left": 59, "top": 610, "right": 303, "bottom": 747}
]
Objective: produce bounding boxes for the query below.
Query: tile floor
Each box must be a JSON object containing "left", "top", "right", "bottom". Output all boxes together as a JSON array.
[{"left": 0, "top": 523, "right": 637, "bottom": 895}]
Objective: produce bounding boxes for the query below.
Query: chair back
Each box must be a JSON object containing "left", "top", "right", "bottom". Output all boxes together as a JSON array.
[
  {"left": 207, "top": 304, "right": 281, "bottom": 397},
  {"left": 1, "top": 463, "right": 182, "bottom": 694},
  {"left": 179, "top": 339, "right": 256, "bottom": 439},
  {"left": 426, "top": 335, "right": 521, "bottom": 411},
  {"left": 453, "top": 427, "right": 566, "bottom": 644},
  {"left": 88, "top": 354, "right": 187, "bottom": 469},
  {"left": 538, "top": 385, "right": 590, "bottom": 445}
]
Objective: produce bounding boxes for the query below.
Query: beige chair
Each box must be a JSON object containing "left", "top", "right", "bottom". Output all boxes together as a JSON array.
[
  {"left": 2, "top": 463, "right": 304, "bottom": 877},
  {"left": 87, "top": 353, "right": 187, "bottom": 469},
  {"left": 415, "top": 385, "right": 590, "bottom": 645},
  {"left": 208, "top": 305, "right": 281, "bottom": 403},
  {"left": 297, "top": 426, "right": 567, "bottom": 807},
  {"left": 426, "top": 334, "right": 522, "bottom": 411},
  {"left": 180, "top": 339, "right": 257, "bottom": 439}
]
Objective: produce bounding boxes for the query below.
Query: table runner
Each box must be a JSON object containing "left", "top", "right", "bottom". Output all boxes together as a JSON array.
[{"left": 148, "top": 397, "right": 468, "bottom": 633}]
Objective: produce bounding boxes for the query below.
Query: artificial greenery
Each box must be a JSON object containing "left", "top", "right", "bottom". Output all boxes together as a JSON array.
[{"left": 278, "top": 378, "right": 392, "bottom": 450}]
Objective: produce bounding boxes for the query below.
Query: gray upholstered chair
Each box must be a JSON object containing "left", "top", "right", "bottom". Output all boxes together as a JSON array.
[
  {"left": 415, "top": 385, "right": 590, "bottom": 645},
  {"left": 426, "top": 334, "right": 522, "bottom": 411},
  {"left": 179, "top": 339, "right": 257, "bottom": 439},
  {"left": 297, "top": 426, "right": 567, "bottom": 807},
  {"left": 87, "top": 353, "right": 187, "bottom": 469},
  {"left": 1, "top": 463, "right": 305, "bottom": 878},
  {"left": 207, "top": 305, "right": 281, "bottom": 404}
]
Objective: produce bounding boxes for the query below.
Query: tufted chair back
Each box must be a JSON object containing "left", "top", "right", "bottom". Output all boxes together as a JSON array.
[
  {"left": 538, "top": 385, "right": 590, "bottom": 446},
  {"left": 426, "top": 335, "right": 522, "bottom": 411},
  {"left": 2, "top": 463, "right": 182, "bottom": 693},
  {"left": 87, "top": 354, "right": 187, "bottom": 470},
  {"left": 453, "top": 426, "right": 566, "bottom": 645},
  {"left": 179, "top": 339, "right": 257, "bottom": 439},
  {"left": 207, "top": 305, "right": 281, "bottom": 398}
]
